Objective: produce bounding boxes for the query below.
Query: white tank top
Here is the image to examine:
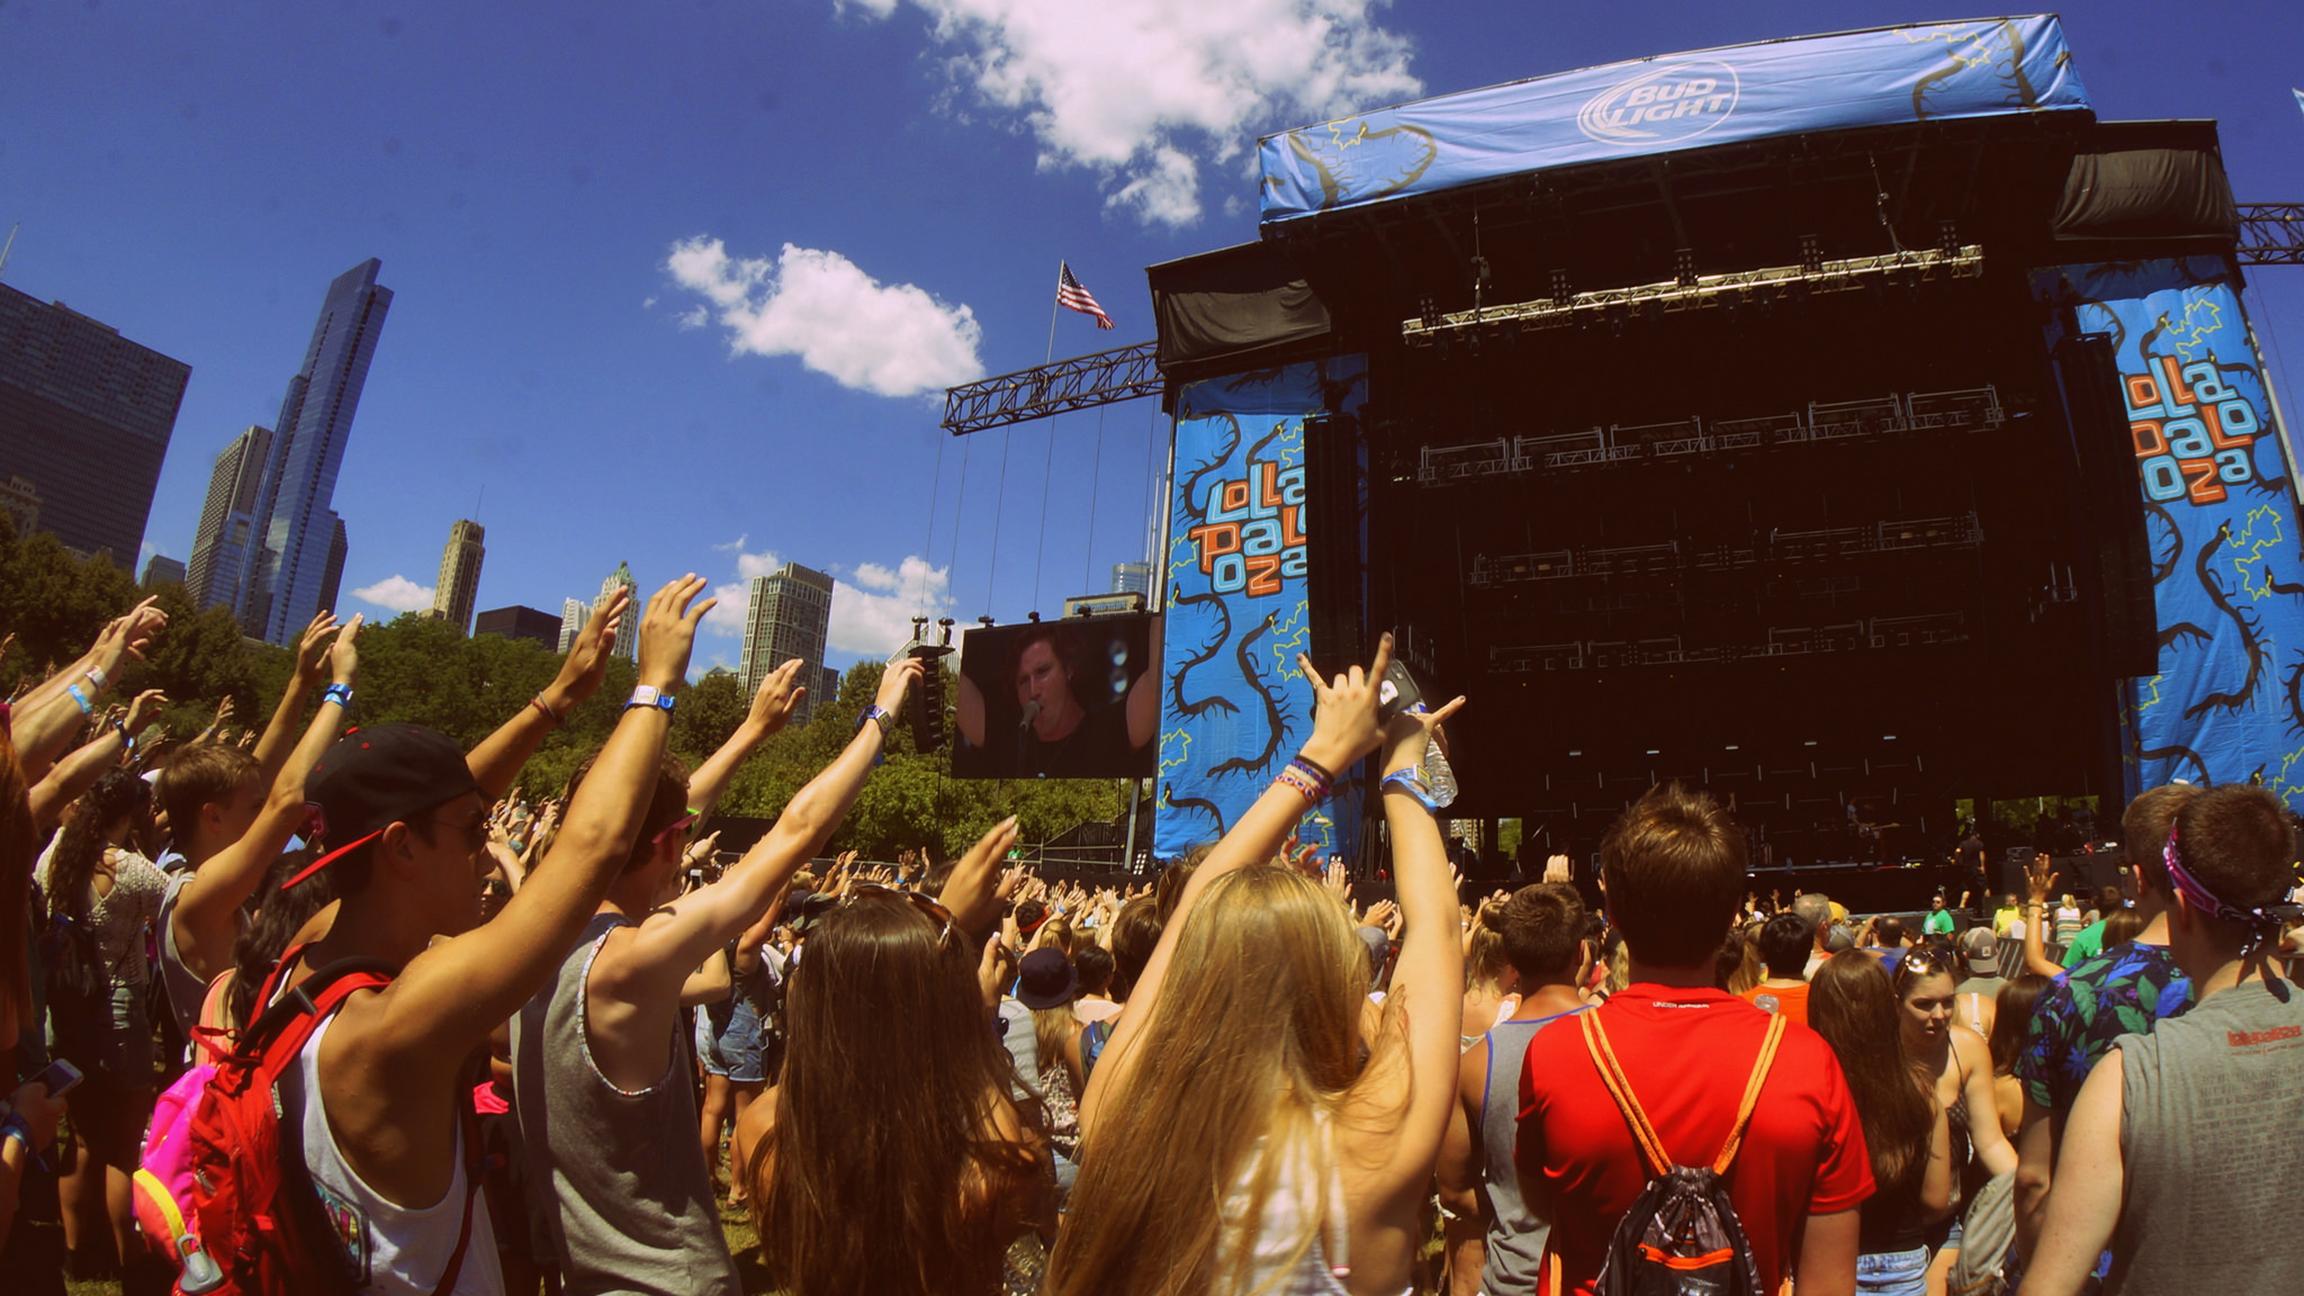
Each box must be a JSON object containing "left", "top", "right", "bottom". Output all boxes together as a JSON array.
[
  {"left": 1219, "top": 1114, "right": 1352, "bottom": 1295},
  {"left": 295, "top": 1007, "right": 502, "bottom": 1295}
]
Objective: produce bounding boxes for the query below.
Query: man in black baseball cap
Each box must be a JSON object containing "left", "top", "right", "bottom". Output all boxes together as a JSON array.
[{"left": 264, "top": 575, "right": 716, "bottom": 1294}]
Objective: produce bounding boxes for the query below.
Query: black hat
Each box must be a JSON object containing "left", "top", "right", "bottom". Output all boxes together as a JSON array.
[
  {"left": 1015, "top": 948, "right": 1078, "bottom": 1010},
  {"left": 282, "top": 724, "right": 480, "bottom": 890}
]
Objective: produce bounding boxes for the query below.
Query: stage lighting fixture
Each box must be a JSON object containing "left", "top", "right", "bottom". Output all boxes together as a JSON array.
[
  {"left": 937, "top": 617, "right": 956, "bottom": 647},
  {"left": 1419, "top": 295, "right": 1442, "bottom": 330},
  {"left": 1027, "top": 611, "right": 1041, "bottom": 622},
  {"left": 1674, "top": 248, "right": 1696, "bottom": 287},
  {"left": 1799, "top": 234, "right": 1823, "bottom": 274},
  {"left": 1550, "top": 268, "right": 1572, "bottom": 303},
  {"left": 978, "top": 615, "right": 996, "bottom": 628},
  {"left": 1937, "top": 220, "right": 1961, "bottom": 258}
]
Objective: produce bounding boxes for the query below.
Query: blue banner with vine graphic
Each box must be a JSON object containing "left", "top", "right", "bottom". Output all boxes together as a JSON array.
[
  {"left": 1155, "top": 358, "right": 1366, "bottom": 860},
  {"left": 2033, "top": 257, "right": 2304, "bottom": 801}
]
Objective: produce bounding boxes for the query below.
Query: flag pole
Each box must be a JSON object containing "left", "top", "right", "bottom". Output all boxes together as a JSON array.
[{"left": 1046, "top": 261, "right": 1063, "bottom": 365}]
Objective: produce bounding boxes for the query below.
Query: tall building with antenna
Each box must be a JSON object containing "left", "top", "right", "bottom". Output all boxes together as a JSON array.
[
  {"left": 235, "top": 258, "right": 392, "bottom": 645},
  {"left": 598, "top": 561, "right": 638, "bottom": 661},
  {"left": 186, "top": 425, "right": 273, "bottom": 612},
  {"left": 430, "top": 519, "right": 485, "bottom": 635}
]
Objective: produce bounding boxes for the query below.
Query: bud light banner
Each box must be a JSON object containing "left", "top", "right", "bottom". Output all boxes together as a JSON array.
[
  {"left": 1259, "top": 16, "right": 2089, "bottom": 223},
  {"left": 1155, "top": 357, "right": 1366, "bottom": 860},
  {"left": 2032, "top": 257, "right": 2304, "bottom": 805}
]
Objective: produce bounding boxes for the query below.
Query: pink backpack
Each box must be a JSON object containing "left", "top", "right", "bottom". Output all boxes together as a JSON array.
[{"left": 132, "top": 959, "right": 278, "bottom": 1287}]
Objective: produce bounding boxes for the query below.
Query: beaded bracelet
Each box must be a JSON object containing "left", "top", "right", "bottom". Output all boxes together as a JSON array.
[
  {"left": 1277, "top": 765, "right": 1326, "bottom": 805},
  {"left": 529, "top": 695, "right": 567, "bottom": 727}
]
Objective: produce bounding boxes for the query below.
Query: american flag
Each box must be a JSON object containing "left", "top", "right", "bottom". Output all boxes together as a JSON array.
[{"left": 1057, "top": 262, "right": 1115, "bottom": 330}]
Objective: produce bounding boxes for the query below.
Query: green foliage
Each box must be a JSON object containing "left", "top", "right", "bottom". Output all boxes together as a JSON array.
[{"left": 0, "top": 532, "right": 1125, "bottom": 849}]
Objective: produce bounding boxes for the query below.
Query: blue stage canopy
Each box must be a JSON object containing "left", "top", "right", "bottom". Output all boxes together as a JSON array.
[{"left": 1258, "top": 16, "right": 2091, "bottom": 224}]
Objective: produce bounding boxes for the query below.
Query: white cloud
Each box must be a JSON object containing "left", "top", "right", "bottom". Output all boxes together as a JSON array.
[
  {"left": 641, "top": 295, "right": 658, "bottom": 310},
  {"left": 735, "top": 548, "right": 784, "bottom": 580},
  {"left": 350, "top": 574, "right": 436, "bottom": 614},
  {"left": 664, "top": 237, "right": 983, "bottom": 398},
  {"left": 700, "top": 546, "right": 784, "bottom": 638},
  {"left": 845, "top": 0, "right": 1421, "bottom": 227},
  {"left": 830, "top": 555, "right": 952, "bottom": 656}
]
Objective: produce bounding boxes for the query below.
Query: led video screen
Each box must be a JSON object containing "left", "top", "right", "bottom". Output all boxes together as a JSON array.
[{"left": 952, "top": 614, "right": 1160, "bottom": 778}]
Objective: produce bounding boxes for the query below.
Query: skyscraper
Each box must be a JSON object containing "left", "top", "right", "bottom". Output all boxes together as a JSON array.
[
  {"left": 141, "top": 554, "right": 186, "bottom": 588},
  {"left": 475, "top": 605, "right": 561, "bottom": 650},
  {"left": 236, "top": 259, "right": 392, "bottom": 644},
  {"left": 739, "top": 563, "right": 835, "bottom": 723},
  {"left": 318, "top": 514, "right": 349, "bottom": 617},
  {"left": 185, "top": 425, "right": 273, "bottom": 613},
  {"left": 598, "top": 562, "right": 638, "bottom": 662},
  {"left": 0, "top": 281, "right": 191, "bottom": 566},
  {"left": 430, "top": 519, "right": 486, "bottom": 635},
  {"left": 1111, "top": 562, "right": 1152, "bottom": 597},
  {"left": 557, "top": 598, "right": 591, "bottom": 653}
]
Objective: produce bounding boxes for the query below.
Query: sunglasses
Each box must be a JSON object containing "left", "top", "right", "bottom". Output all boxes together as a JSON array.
[
  {"left": 652, "top": 810, "right": 699, "bottom": 849},
  {"left": 844, "top": 882, "right": 959, "bottom": 950}
]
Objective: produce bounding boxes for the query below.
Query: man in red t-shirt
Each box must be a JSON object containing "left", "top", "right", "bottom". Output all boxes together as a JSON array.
[{"left": 1518, "top": 784, "right": 1872, "bottom": 1296}]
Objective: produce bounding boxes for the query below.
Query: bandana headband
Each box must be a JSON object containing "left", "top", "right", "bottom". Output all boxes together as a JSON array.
[{"left": 2162, "top": 824, "right": 2304, "bottom": 955}]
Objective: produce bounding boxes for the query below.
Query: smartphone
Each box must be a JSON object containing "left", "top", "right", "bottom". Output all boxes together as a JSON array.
[
  {"left": 29, "top": 1057, "right": 82, "bottom": 1099},
  {"left": 1377, "top": 659, "right": 1425, "bottom": 722}
]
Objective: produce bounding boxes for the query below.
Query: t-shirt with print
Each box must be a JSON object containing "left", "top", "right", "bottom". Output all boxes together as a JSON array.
[
  {"left": 1924, "top": 909, "right": 1956, "bottom": 937},
  {"left": 2015, "top": 940, "right": 2190, "bottom": 1126},
  {"left": 1518, "top": 985, "right": 1873, "bottom": 1295},
  {"left": 2063, "top": 918, "right": 2109, "bottom": 964},
  {"left": 1739, "top": 981, "right": 1810, "bottom": 1028}
]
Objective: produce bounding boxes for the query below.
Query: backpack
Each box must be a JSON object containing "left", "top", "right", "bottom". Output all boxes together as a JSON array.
[
  {"left": 1578, "top": 1008, "right": 1786, "bottom": 1296},
  {"left": 38, "top": 907, "right": 107, "bottom": 1057},
  {"left": 1080, "top": 1018, "right": 1113, "bottom": 1087},
  {"left": 134, "top": 948, "right": 480, "bottom": 1296}
]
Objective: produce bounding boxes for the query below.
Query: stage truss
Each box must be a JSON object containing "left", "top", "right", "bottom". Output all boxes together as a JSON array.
[{"left": 939, "top": 341, "right": 1160, "bottom": 436}]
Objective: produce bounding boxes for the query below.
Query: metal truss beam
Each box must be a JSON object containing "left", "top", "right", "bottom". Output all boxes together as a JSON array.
[
  {"left": 2238, "top": 203, "right": 2304, "bottom": 268},
  {"left": 940, "top": 341, "right": 1161, "bottom": 436}
]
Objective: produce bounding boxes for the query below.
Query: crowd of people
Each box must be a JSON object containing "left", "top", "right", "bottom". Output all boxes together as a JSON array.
[{"left": 0, "top": 581, "right": 2300, "bottom": 1296}]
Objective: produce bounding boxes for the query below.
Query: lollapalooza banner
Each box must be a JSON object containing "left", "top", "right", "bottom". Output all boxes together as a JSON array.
[
  {"left": 1154, "top": 358, "right": 1366, "bottom": 860},
  {"left": 2033, "top": 258, "right": 2304, "bottom": 804},
  {"left": 1259, "top": 15, "right": 2089, "bottom": 223}
]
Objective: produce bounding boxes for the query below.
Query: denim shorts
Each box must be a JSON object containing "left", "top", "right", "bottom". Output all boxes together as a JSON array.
[
  {"left": 1856, "top": 1247, "right": 1930, "bottom": 1296},
  {"left": 694, "top": 998, "right": 766, "bottom": 1083}
]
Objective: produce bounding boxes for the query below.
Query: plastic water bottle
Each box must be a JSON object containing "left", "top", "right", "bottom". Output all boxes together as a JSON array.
[{"left": 1409, "top": 703, "right": 1460, "bottom": 809}]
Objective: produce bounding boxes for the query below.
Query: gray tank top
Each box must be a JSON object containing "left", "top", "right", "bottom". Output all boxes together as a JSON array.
[
  {"left": 1479, "top": 1008, "right": 1585, "bottom": 1296},
  {"left": 511, "top": 912, "right": 738, "bottom": 1296},
  {"left": 158, "top": 871, "right": 230, "bottom": 1036},
  {"left": 2109, "top": 980, "right": 2304, "bottom": 1295}
]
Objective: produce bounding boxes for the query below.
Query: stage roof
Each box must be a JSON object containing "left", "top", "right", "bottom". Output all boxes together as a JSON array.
[{"left": 1257, "top": 15, "right": 2092, "bottom": 225}]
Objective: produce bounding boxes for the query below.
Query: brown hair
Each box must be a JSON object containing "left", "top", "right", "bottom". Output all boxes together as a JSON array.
[
  {"left": 1600, "top": 783, "right": 1746, "bottom": 967},
  {"left": 155, "top": 743, "right": 258, "bottom": 851},
  {"left": 1493, "top": 883, "right": 1586, "bottom": 986},
  {"left": 2101, "top": 907, "right": 2146, "bottom": 949},
  {"left": 1106, "top": 894, "right": 1162, "bottom": 1002},
  {"left": 1810, "top": 952, "right": 1936, "bottom": 1209},
  {"left": 1045, "top": 864, "right": 1390, "bottom": 1295},
  {"left": 1988, "top": 973, "right": 2052, "bottom": 1075},
  {"left": 2123, "top": 783, "right": 2201, "bottom": 894},
  {"left": 2173, "top": 785, "right": 2298, "bottom": 919},
  {"left": 750, "top": 890, "right": 1050, "bottom": 1295}
]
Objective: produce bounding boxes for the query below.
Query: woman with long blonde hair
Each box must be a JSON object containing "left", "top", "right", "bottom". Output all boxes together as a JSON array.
[{"left": 1048, "top": 636, "right": 1465, "bottom": 1295}]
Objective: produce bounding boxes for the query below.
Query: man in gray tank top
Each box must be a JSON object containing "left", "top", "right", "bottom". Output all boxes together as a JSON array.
[
  {"left": 2026, "top": 784, "right": 2304, "bottom": 1295},
  {"left": 512, "top": 657, "right": 920, "bottom": 1295},
  {"left": 1436, "top": 883, "right": 1591, "bottom": 1295}
]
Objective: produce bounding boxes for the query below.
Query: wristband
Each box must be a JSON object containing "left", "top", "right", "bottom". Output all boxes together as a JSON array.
[
  {"left": 623, "top": 685, "right": 675, "bottom": 716},
  {"left": 857, "top": 705, "right": 894, "bottom": 765},
  {"left": 1381, "top": 767, "right": 1442, "bottom": 812},
  {"left": 83, "top": 665, "right": 107, "bottom": 689},
  {"left": 1276, "top": 766, "right": 1324, "bottom": 805},
  {"left": 66, "top": 684, "right": 92, "bottom": 715},
  {"left": 322, "top": 683, "right": 354, "bottom": 708},
  {"left": 529, "top": 695, "right": 567, "bottom": 727},
  {"left": 0, "top": 1113, "right": 34, "bottom": 1157}
]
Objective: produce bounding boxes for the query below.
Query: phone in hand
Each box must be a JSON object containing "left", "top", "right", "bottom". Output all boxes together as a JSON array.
[
  {"left": 29, "top": 1057, "right": 82, "bottom": 1100},
  {"left": 1377, "top": 659, "right": 1424, "bottom": 722}
]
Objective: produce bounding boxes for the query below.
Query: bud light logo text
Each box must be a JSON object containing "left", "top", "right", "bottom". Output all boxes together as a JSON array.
[{"left": 1577, "top": 59, "right": 1740, "bottom": 146}]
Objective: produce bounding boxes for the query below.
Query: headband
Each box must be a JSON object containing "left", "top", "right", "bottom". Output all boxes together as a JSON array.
[{"left": 2162, "top": 824, "right": 2304, "bottom": 960}]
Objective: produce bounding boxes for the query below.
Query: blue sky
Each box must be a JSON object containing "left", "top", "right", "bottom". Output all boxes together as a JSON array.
[{"left": 6, "top": 1, "right": 2303, "bottom": 672}]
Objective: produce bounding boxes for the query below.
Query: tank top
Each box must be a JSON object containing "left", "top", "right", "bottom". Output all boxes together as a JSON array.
[
  {"left": 1478, "top": 1009, "right": 1586, "bottom": 1296},
  {"left": 292, "top": 1007, "right": 501, "bottom": 1295},
  {"left": 510, "top": 912, "right": 738, "bottom": 1296},
  {"left": 1219, "top": 1112, "right": 1351, "bottom": 1295}
]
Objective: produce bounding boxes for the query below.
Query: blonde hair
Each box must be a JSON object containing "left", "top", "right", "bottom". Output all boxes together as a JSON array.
[
  {"left": 1034, "top": 916, "right": 1076, "bottom": 958},
  {"left": 1045, "top": 865, "right": 1396, "bottom": 1295}
]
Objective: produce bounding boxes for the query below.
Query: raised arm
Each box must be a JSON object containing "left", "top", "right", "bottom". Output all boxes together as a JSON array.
[
  {"left": 250, "top": 613, "right": 337, "bottom": 784},
  {"left": 28, "top": 689, "right": 165, "bottom": 830},
  {"left": 463, "top": 589, "right": 628, "bottom": 799},
  {"left": 14, "top": 599, "right": 165, "bottom": 781},
  {"left": 1364, "top": 691, "right": 1469, "bottom": 1192},
  {"left": 683, "top": 658, "right": 803, "bottom": 821},
  {"left": 172, "top": 618, "right": 361, "bottom": 983},
  {"left": 593, "top": 659, "right": 918, "bottom": 1006},
  {"left": 2023, "top": 853, "right": 2064, "bottom": 977},
  {"left": 368, "top": 576, "right": 713, "bottom": 1062},
  {"left": 1082, "top": 635, "right": 1391, "bottom": 1133}
]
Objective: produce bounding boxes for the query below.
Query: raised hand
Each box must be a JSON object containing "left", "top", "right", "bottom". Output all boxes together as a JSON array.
[
  {"left": 1294, "top": 632, "right": 1396, "bottom": 774},
  {"left": 328, "top": 614, "right": 363, "bottom": 686},
  {"left": 94, "top": 596, "right": 168, "bottom": 671},
  {"left": 211, "top": 695, "right": 236, "bottom": 727},
  {"left": 1322, "top": 860, "right": 1352, "bottom": 909},
  {"left": 683, "top": 829, "right": 723, "bottom": 866},
  {"left": 748, "top": 659, "right": 807, "bottom": 735},
  {"left": 2025, "top": 852, "right": 2059, "bottom": 905},
  {"left": 292, "top": 611, "right": 341, "bottom": 687},
  {"left": 124, "top": 688, "right": 167, "bottom": 734},
  {"left": 1544, "top": 853, "right": 1571, "bottom": 885},
  {"left": 1380, "top": 689, "right": 1466, "bottom": 777},
  {"left": 554, "top": 585, "right": 631, "bottom": 707},
  {"left": 874, "top": 657, "right": 923, "bottom": 716},
  {"left": 1365, "top": 898, "right": 1400, "bottom": 932},
  {"left": 635, "top": 575, "right": 715, "bottom": 693}
]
